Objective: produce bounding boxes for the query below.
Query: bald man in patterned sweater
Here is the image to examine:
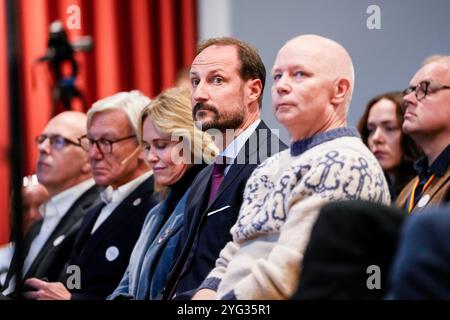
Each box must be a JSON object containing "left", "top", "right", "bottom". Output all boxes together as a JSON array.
[{"left": 193, "top": 34, "right": 390, "bottom": 300}]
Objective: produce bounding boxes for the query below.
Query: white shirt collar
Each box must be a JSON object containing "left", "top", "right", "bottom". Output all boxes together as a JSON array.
[
  {"left": 100, "top": 171, "right": 153, "bottom": 205},
  {"left": 41, "top": 178, "right": 96, "bottom": 219},
  {"left": 220, "top": 119, "right": 261, "bottom": 160}
]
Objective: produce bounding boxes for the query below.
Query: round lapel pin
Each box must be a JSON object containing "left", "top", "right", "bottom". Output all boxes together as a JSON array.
[
  {"left": 105, "top": 246, "right": 120, "bottom": 262},
  {"left": 417, "top": 194, "right": 431, "bottom": 208},
  {"left": 53, "top": 235, "right": 66, "bottom": 247}
]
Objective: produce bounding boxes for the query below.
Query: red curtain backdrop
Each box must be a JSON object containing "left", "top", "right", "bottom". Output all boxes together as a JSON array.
[
  {"left": 0, "top": 0, "right": 197, "bottom": 244},
  {"left": 0, "top": 1, "right": 11, "bottom": 244}
]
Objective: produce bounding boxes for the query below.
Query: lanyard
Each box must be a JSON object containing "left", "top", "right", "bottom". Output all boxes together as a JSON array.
[{"left": 406, "top": 174, "right": 435, "bottom": 213}]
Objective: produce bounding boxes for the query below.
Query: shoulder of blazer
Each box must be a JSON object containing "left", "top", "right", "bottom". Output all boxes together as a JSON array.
[
  {"left": 130, "top": 174, "right": 156, "bottom": 199},
  {"left": 236, "top": 120, "right": 288, "bottom": 164},
  {"left": 396, "top": 177, "right": 417, "bottom": 208},
  {"left": 73, "top": 175, "right": 156, "bottom": 251},
  {"left": 24, "top": 185, "right": 102, "bottom": 279}
]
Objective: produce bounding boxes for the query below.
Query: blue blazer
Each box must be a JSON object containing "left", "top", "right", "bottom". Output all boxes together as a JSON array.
[
  {"left": 164, "top": 120, "right": 288, "bottom": 299},
  {"left": 64, "top": 175, "right": 159, "bottom": 300},
  {"left": 108, "top": 189, "right": 189, "bottom": 300}
]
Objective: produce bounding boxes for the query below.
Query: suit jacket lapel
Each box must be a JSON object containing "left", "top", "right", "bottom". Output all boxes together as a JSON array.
[
  {"left": 2, "top": 220, "right": 43, "bottom": 288},
  {"left": 48, "top": 186, "right": 100, "bottom": 240},
  {"left": 72, "top": 202, "right": 105, "bottom": 257},
  {"left": 422, "top": 168, "right": 450, "bottom": 204},
  {"left": 77, "top": 176, "right": 154, "bottom": 267},
  {"left": 206, "top": 121, "right": 271, "bottom": 209},
  {"left": 26, "top": 186, "right": 101, "bottom": 278},
  {"left": 187, "top": 166, "right": 213, "bottom": 224}
]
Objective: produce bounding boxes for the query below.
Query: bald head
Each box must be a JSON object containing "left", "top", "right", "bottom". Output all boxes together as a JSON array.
[
  {"left": 422, "top": 55, "right": 450, "bottom": 69},
  {"left": 47, "top": 111, "right": 88, "bottom": 138},
  {"left": 271, "top": 34, "right": 355, "bottom": 140},
  {"left": 282, "top": 35, "right": 355, "bottom": 110},
  {"left": 37, "top": 111, "right": 91, "bottom": 196}
]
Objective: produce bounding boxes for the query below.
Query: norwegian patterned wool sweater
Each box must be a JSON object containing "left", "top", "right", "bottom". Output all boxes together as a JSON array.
[{"left": 199, "top": 127, "right": 391, "bottom": 300}]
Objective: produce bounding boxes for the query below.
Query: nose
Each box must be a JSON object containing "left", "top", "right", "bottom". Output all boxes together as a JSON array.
[
  {"left": 145, "top": 149, "right": 159, "bottom": 165},
  {"left": 88, "top": 142, "right": 104, "bottom": 160},
  {"left": 192, "top": 80, "right": 208, "bottom": 103},
  {"left": 403, "top": 90, "right": 417, "bottom": 109},
  {"left": 371, "top": 127, "right": 385, "bottom": 144},
  {"left": 274, "top": 74, "right": 291, "bottom": 95},
  {"left": 37, "top": 138, "right": 50, "bottom": 154}
]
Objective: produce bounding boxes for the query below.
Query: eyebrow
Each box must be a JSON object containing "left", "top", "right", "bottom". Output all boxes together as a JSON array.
[
  {"left": 367, "top": 120, "right": 399, "bottom": 126},
  {"left": 272, "top": 64, "right": 306, "bottom": 74},
  {"left": 87, "top": 133, "right": 121, "bottom": 140}
]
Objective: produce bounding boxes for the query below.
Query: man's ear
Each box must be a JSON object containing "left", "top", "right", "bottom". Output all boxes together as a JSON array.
[
  {"left": 331, "top": 77, "right": 351, "bottom": 106},
  {"left": 247, "top": 78, "right": 262, "bottom": 104}
]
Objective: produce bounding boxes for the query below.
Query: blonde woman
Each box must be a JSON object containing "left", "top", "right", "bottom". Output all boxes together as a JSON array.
[{"left": 108, "top": 87, "right": 217, "bottom": 300}]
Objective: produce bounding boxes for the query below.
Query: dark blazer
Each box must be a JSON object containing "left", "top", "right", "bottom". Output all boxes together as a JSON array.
[
  {"left": 1, "top": 184, "right": 101, "bottom": 296},
  {"left": 388, "top": 205, "right": 450, "bottom": 299},
  {"left": 164, "top": 121, "right": 287, "bottom": 299},
  {"left": 64, "top": 175, "right": 159, "bottom": 300},
  {"left": 108, "top": 189, "right": 190, "bottom": 300},
  {"left": 292, "top": 200, "right": 405, "bottom": 300}
]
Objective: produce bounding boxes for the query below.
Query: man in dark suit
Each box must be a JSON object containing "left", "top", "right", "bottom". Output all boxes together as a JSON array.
[
  {"left": 163, "top": 37, "right": 287, "bottom": 299},
  {"left": 23, "top": 91, "right": 159, "bottom": 300},
  {"left": 1, "top": 111, "right": 100, "bottom": 298}
]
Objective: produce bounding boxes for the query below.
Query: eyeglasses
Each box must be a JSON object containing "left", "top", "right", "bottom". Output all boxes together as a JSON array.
[
  {"left": 403, "top": 80, "right": 450, "bottom": 101},
  {"left": 78, "top": 135, "right": 136, "bottom": 154},
  {"left": 35, "top": 134, "right": 82, "bottom": 150}
]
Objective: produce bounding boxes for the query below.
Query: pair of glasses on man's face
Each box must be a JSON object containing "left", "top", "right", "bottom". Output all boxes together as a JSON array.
[
  {"left": 403, "top": 80, "right": 450, "bottom": 101},
  {"left": 78, "top": 135, "right": 136, "bottom": 154},
  {"left": 35, "top": 134, "right": 81, "bottom": 151}
]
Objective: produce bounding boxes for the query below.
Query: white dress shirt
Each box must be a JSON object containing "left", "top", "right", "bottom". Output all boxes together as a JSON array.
[
  {"left": 220, "top": 119, "right": 260, "bottom": 175},
  {"left": 2, "top": 178, "right": 96, "bottom": 295},
  {"left": 91, "top": 171, "right": 153, "bottom": 234}
]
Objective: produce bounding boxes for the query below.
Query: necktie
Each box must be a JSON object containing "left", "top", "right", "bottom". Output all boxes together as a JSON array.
[{"left": 207, "top": 159, "right": 228, "bottom": 206}]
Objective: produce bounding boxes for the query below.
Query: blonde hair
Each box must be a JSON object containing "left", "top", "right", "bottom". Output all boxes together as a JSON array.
[
  {"left": 87, "top": 90, "right": 151, "bottom": 134},
  {"left": 138, "top": 87, "right": 218, "bottom": 165}
]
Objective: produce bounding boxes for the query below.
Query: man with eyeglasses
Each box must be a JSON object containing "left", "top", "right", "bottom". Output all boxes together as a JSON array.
[
  {"left": 1, "top": 111, "right": 101, "bottom": 299},
  {"left": 23, "top": 91, "right": 159, "bottom": 300},
  {"left": 396, "top": 55, "right": 450, "bottom": 212}
]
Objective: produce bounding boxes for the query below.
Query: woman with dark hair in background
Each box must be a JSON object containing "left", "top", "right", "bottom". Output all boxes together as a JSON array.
[{"left": 358, "top": 92, "right": 422, "bottom": 201}]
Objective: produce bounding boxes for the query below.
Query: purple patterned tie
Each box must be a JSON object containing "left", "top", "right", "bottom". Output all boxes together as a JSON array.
[{"left": 208, "top": 158, "right": 228, "bottom": 206}]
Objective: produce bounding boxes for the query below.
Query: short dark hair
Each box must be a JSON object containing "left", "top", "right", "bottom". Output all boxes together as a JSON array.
[{"left": 197, "top": 37, "right": 266, "bottom": 108}]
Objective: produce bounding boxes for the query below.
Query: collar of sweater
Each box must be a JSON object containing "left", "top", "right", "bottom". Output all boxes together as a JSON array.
[{"left": 290, "top": 127, "right": 360, "bottom": 157}]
